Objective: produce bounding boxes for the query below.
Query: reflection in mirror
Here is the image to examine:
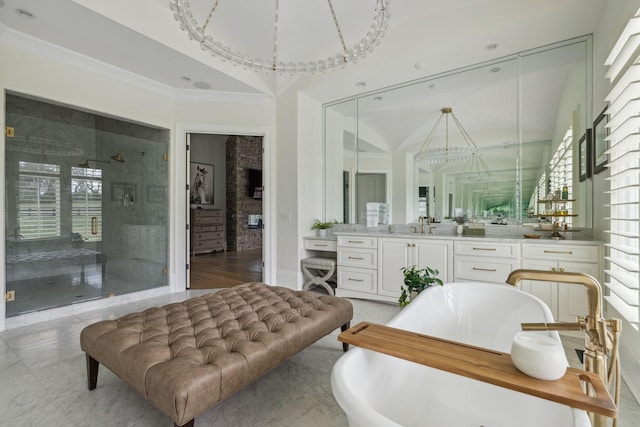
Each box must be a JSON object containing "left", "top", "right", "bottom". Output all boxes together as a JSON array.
[{"left": 324, "top": 36, "right": 591, "bottom": 229}]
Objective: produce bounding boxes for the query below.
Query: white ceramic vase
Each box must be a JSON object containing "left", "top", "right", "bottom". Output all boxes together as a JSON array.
[{"left": 456, "top": 224, "right": 464, "bottom": 235}]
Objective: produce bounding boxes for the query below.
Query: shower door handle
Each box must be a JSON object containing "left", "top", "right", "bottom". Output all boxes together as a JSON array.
[{"left": 91, "top": 217, "right": 98, "bottom": 235}]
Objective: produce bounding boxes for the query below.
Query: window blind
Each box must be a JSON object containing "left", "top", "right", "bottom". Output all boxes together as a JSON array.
[
  {"left": 604, "top": 11, "right": 640, "bottom": 330},
  {"left": 18, "top": 161, "right": 61, "bottom": 239}
]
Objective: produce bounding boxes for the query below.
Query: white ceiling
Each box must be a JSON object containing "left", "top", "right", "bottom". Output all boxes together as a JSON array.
[
  {"left": 0, "top": 1, "right": 607, "bottom": 152},
  {"left": 0, "top": 0, "right": 607, "bottom": 100},
  {"left": 0, "top": 0, "right": 610, "bottom": 210}
]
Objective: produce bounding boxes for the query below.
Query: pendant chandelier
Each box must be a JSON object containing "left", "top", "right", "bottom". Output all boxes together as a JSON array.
[
  {"left": 415, "top": 107, "right": 481, "bottom": 164},
  {"left": 455, "top": 154, "right": 493, "bottom": 184},
  {"left": 169, "top": 0, "right": 390, "bottom": 74}
]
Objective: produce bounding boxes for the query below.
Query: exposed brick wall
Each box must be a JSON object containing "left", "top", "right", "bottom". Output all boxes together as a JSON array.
[{"left": 226, "top": 135, "right": 263, "bottom": 251}]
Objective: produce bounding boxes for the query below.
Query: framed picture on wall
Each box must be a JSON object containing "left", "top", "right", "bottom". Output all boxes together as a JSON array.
[
  {"left": 190, "top": 162, "right": 214, "bottom": 204},
  {"left": 578, "top": 130, "right": 591, "bottom": 182},
  {"left": 593, "top": 107, "right": 608, "bottom": 174}
]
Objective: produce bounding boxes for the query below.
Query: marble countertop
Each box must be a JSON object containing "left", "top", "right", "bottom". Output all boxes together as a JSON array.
[{"left": 319, "top": 225, "right": 602, "bottom": 245}]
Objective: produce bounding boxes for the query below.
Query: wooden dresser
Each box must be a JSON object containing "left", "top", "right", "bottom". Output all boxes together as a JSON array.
[{"left": 190, "top": 208, "right": 225, "bottom": 255}]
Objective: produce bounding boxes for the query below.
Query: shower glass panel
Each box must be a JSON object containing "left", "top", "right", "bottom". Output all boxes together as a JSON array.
[{"left": 4, "top": 93, "right": 169, "bottom": 317}]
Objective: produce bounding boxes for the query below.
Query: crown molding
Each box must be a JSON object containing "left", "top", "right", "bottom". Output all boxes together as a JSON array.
[{"left": 0, "top": 23, "right": 273, "bottom": 105}]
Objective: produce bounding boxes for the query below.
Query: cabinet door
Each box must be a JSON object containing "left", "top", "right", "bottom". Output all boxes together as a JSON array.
[
  {"left": 414, "top": 240, "right": 452, "bottom": 284},
  {"left": 556, "top": 261, "right": 599, "bottom": 323},
  {"left": 521, "top": 260, "right": 558, "bottom": 317},
  {"left": 378, "top": 238, "right": 411, "bottom": 298}
]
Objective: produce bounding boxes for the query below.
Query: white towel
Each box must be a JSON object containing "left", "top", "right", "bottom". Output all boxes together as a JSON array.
[{"left": 366, "top": 202, "right": 380, "bottom": 227}]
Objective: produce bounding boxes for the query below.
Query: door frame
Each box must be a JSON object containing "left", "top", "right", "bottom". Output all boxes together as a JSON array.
[{"left": 172, "top": 123, "right": 274, "bottom": 292}]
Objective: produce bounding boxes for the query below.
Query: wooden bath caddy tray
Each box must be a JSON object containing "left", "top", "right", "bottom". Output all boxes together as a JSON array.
[{"left": 339, "top": 321, "right": 617, "bottom": 418}]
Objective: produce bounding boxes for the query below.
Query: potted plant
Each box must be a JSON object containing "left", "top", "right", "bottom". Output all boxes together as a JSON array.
[
  {"left": 454, "top": 214, "right": 468, "bottom": 235},
  {"left": 311, "top": 219, "right": 337, "bottom": 237},
  {"left": 398, "top": 265, "right": 443, "bottom": 307}
]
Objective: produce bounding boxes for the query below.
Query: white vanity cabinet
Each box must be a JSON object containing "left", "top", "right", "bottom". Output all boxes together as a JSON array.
[
  {"left": 453, "top": 240, "right": 520, "bottom": 284},
  {"left": 336, "top": 236, "right": 379, "bottom": 297},
  {"left": 521, "top": 243, "right": 601, "bottom": 322},
  {"left": 378, "top": 237, "right": 453, "bottom": 299}
]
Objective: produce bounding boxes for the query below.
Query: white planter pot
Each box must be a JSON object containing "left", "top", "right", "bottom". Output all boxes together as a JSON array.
[
  {"left": 317, "top": 229, "right": 327, "bottom": 237},
  {"left": 456, "top": 224, "right": 464, "bottom": 235}
]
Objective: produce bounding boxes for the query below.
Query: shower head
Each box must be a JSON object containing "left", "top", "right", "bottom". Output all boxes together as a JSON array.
[
  {"left": 111, "top": 152, "right": 125, "bottom": 163},
  {"left": 110, "top": 149, "right": 145, "bottom": 163},
  {"left": 79, "top": 159, "right": 109, "bottom": 168}
]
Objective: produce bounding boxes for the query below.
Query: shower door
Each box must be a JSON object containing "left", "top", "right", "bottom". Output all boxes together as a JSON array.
[{"left": 4, "top": 93, "right": 169, "bottom": 317}]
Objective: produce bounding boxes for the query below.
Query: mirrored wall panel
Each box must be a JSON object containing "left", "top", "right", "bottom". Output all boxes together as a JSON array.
[
  {"left": 4, "top": 93, "right": 169, "bottom": 317},
  {"left": 324, "top": 37, "right": 592, "bottom": 228}
]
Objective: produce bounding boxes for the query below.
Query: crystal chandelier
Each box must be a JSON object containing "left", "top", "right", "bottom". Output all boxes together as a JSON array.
[
  {"left": 455, "top": 155, "right": 493, "bottom": 183},
  {"left": 169, "top": 0, "right": 390, "bottom": 74},
  {"left": 415, "top": 107, "right": 481, "bottom": 163}
]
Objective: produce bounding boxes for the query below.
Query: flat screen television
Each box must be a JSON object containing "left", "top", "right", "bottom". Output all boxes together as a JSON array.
[{"left": 248, "top": 168, "right": 262, "bottom": 198}]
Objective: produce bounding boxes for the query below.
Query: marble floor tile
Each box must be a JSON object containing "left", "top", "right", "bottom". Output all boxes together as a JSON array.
[{"left": 0, "top": 293, "right": 638, "bottom": 427}]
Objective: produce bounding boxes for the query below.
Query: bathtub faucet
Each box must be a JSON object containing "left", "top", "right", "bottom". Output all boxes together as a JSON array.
[{"left": 505, "top": 269, "right": 621, "bottom": 427}]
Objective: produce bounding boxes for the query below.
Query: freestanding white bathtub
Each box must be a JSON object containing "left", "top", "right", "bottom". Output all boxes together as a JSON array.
[{"left": 331, "top": 281, "right": 591, "bottom": 427}]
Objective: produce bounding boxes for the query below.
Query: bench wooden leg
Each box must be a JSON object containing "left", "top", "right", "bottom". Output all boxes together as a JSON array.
[
  {"left": 175, "top": 420, "right": 194, "bottom": 427},
  {"left": 341, "top": 322, "right": 351, "bottom": 352},
  {"left": 86, "top": 354, "right": 99, "bottom": 390}
]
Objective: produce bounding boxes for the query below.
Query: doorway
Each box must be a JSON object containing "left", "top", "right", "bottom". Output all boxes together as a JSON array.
[{"left": 187, "top": 133, "right": 263, "bottom": 288}]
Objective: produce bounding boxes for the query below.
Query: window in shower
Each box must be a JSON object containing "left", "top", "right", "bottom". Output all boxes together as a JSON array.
[
  {"left": 18, "top": 161, "right": 61, "bottom": 239},
  {"left": 72, "top": 166, "right": 103, "bottom": 243},
  {"left": 4, "top": 92, "right": 169, "bottom": 317}
]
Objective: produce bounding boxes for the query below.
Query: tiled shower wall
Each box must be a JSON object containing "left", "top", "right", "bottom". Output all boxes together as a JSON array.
[{"left": 225, "top": 135, "right": 263, "bottom": 251}]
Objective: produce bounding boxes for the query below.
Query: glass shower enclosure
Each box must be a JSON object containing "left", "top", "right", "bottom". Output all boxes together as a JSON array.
[{"left": 4, "top": 93, "right": 169, "bottom": 317}]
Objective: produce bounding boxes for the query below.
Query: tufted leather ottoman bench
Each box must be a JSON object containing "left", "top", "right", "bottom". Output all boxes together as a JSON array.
[{"left": 80, "top": 282, "right": 353, "bottom": 427}]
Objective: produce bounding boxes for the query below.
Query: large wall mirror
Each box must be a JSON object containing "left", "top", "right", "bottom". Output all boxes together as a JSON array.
[{"left": 324, "top": 36, "right": 593, "bottom": 229}]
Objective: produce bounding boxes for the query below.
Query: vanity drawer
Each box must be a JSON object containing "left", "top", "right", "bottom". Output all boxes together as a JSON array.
[
  {"left": 338, "top": 248, "right": 377, "bottom": 269},
  {"left": 522, "top": 244, "right": 599, "bottom": 263},
  {"left": 304, "top": 238, "right": 337, "bottom": 252},
  {"left": 337, "top": 236, "right": 377, "bottom": 249},
  {"left": 338, "top": 267, "right": 376, "bottom": 293},
  {"left": 454, "top": 241, "right": 520, "bottom": 258},
  {"left": 454, "top": 255, "right": 520, "bottom": 283}
]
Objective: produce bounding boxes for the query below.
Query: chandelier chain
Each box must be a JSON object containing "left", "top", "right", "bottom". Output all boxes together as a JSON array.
[
  {"left": 273, "top": 0, "right": 279, "bottom": 70},
  {"left": 201, "top": 0, "right": 221, "bottom": 39},
  {"left": 327, "top": 0, "right": 348, "bottom": 63}
]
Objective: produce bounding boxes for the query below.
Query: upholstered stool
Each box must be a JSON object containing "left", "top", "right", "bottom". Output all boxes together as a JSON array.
[{"left": 301, "top": 256, "right": 337, "bottom": 295}]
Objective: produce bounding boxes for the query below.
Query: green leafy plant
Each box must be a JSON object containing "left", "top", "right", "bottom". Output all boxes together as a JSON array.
[
  {"left": 453, "top": 214, "right": 468, "bottom": 225},
  {"left": 398, "top": 265, "right": 443, "bottom": 307},
  {"left": 311, "top": 219, "right": 337, "bottom": 230}
]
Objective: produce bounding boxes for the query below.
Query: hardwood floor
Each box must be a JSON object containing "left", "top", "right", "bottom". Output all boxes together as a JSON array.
[{"left": 189, "top": 248, "right": 263, "bottom": 289}]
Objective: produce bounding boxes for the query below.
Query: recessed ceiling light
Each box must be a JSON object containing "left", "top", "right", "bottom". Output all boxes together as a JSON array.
[
  {"left": 356, "top": 82, "right": 366, "bottom": 87},
  {"left": 15, "top": 9, "right": 35, "bottom": 19},
  {"left": 193, "top": 81, "right": 211, "bottom": 90},
  {"left": 428, "top": 84, "right": 438, "bottom": 90},
  {"left": 374, "top": 96, "right": 383, "bottom": 101},
  {"left": 181, "top": 76, "right": 192, "bottom": 82},
  {"left": 490, "top": 67, "right": 502, "bottom": 73},
  {"left": 485, "top": 43, "right": 498, "bottom": 51},
  {"left": 414, "top": 62, "right": 427, "bottom": 70}
]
